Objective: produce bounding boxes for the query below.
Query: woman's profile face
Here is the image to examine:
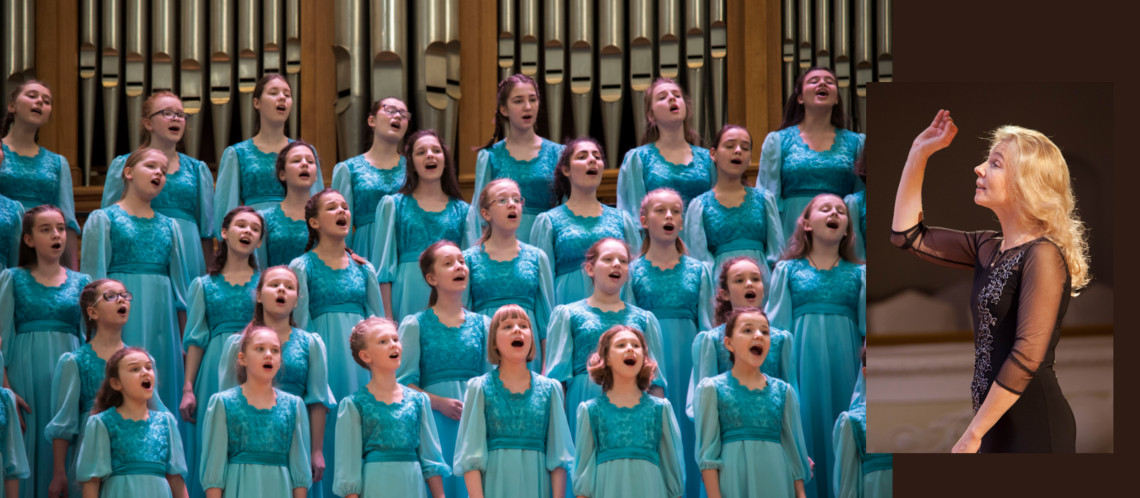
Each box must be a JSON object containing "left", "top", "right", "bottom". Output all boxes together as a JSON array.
[{"left": 974, "top": 140, "right": 1013, "bottom": 209}]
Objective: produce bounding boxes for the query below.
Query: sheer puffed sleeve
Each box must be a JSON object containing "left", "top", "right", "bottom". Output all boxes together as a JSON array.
[
  {"left": 451, "top": 376, "right": 488, "bottom": 475},
  {"left": 993, "top": 241, "right": 1070, "bottom": 396},
  {"left": 371, "top": 195, "right": 399, "bottom": 282},
  {"left": 75, "top": 415, "right": 111, "bottom": 482},
  {"left": 693, "top": 378, "right": 723, "bottom": 471},
  {"left": 0, "top": 271, "right": 14, "bottom": 360},
  {"left": 616, "top": 147, "right": 648, "bottom": 221},
  {"left": 571, "top": 403, "right": 597, "bottom": 498},
  {"left": 545, "top": 378, "right": 575, "bottom": 472},
  {"left": 288, "top": 256, "right": 312, "bottom": 329},
  {"left": 163, "top": 411, "right": 189, "bottom": 478},
  {"left": 464, "top": 149, "right": 495, "bottom": 244},
  {"left": 757, "top": 132, "right": 784, "bottom": 212},
  {"left": 79, "top": 209, "right": 114, "bottom": 279},
  {"left": 782, "top": 386, "right": 810, "bottom": 483},
  {"left": 659, "top": 400, "right": 686, "bottom": 498},
  {"left": 332, "top": 397, "right": 363, "bottom": 497},
  {"left": 182, "top": 277, "right": 210, "bottom": 351},
  {"left": 643, "top": 314, "right": 668, "bottom": 391},
  {"left": 530, "top": 212, "right": 555, "bottom": 277},
  {"left": 831, "top": 412, "right": 860, "bottom": 498},
  {"left": 363, "top": 261, "right": 385, "bottom": 317},
  {"left": 217, "top": 334, "right": 241, "bottom": 393},
  {"left": 56, "top": 156, "right": 80, "bottom": 233},
  {"left": 889, "top": 221, "right": 996, "bottom": 270},
  {"left": 287, "top": 396, "right": 313, "bottom": 489},
  {"left": 213, "top": 145, "right": 242, "bottom": 237},
  {"left": 305, "top": 333, "right": 336, "bottom": 408},
  {"left": 199, "top": 394, "right": 229, "bottom": 490},
  {"left": 43, "top": 353, "right": 81, "bottom": 442},
  {"left": 415, "top": 390, "right": 451, "bottom": 479},
  {"left": 1, "top": 389, "right": 28, "bottom": 479},
  {"left": 331, "top": 161, "right": 356, "bottom": 248},
  {"left": 697, "top": 261, "right": 716, "bottom": 331},
  {"left": 682, "top": 196, "right": 712, "bottom": 264},
  {"left": 100, "top": 154, "right": 128, "bottom": 207},
  {"left": 686, "top": 331, "right": 716, "bottom": 420},
  {"left": 762, "top": 189, "right": 786, "bottom": 268},
  {"left": 542, "top": 305, "right": 574, "bottom": 384},
  {"left": 395, "top": 314, "right": 423, "bottom": 386},
  {"left": 193, "top": 156, "right": 217, "bottom": 239},
  {"left": 765, "top": 260, "right": 794, "bottom": 333},
  {"left": 535, "top": 249, "right": 556, "bottom": 341}
]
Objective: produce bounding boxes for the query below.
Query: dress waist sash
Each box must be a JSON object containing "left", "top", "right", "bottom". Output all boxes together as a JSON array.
[
  {"left": 715, "top": 239, "right": 765, "bottom": 254},
  {"left": 16, "top": 319, "right": 78, "bottom": 335},
  {"left": 364, "top": 449, "right": 418, "bottom": 463},
  {"left": 209, "top": 320, "right": 248, "bottom": 340},
  {"left": 645, "top": 307, "right": 696, "bottom": 321},
  {"left": 311, "top": 302, "right": 365, "bottom": 318},
  {"left": 862, "top": 453, "right": 893, "bottom": 474},
  {"left": 596, "top": 448, "right": 659, "bottom": 466},
  {"left": 112, "top": 461, "right": 167, "bottom": 477},
  {"left": 244, "top": 194, "right": 284, "bottom": 207},
  {"left": 487, "top": 436, "right": 545, "bottom": 453},
  {"left": 721, "top": 426, "right": 781, "bottom": 445},
  {"left": 108, "top": 262, "right": 168, "bottom": 275},
  {"left": 792, "top": 302, "right": 856, "bottom": 321},
  {"left": 157, "top": 206, "right": 196, "bottom": 223},
  {"left": 229, "top": 451, "right": 289, "bottom": 466}
]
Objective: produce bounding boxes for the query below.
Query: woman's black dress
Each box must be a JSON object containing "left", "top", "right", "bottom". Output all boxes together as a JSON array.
[{"left": 892, "top": 222, "right": 1077, "bottom": 452}]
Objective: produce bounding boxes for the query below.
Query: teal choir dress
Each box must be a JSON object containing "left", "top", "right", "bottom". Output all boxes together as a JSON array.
[
  {"left": 76, "top": 408, "right": 187, "bottom": 497},
  {"left": 686, "top": 323, "right": 797, "bottom": 418},
  {"left": 462, "top": 242, "right": 554, "bottom": 372},
  {"left": 181, "top": 272, "right": 259, "bottom": 498},
  {"left": 396, "top": 308, "right": 492, "bottom": 498},
  {"left": 530, "top": 205, "right": 641, "bottom": 307},
  {"left": 331, "top": 155, "right": 406, "bottom": 261},
  {"left": 0, "top": 388, "right": 29, "bottom": 497},
  {"left": 767, "top": 258, "right": 865, "bottom": 498},
  {"left": 682, "top": 187, "right": 785, "bottom": 292},
  {"left": 213, "top": 138, "right": 324, "bottom": 236},
  {"left": 80, "top": 204, "right": 189, "bottom": 426},
  {"left": 200, "top": 387, "right": 312, "bottom": 497},
  {"left": 373, "top": 194, "right": 470, "bottom": 320},
  {"left": 542, "top": 300, "right": 667, "bottom": 438},
  {"left": 573, "top": 393, "right": 684, "bottom": 498},
  {"left": 453, "top": 371, "right": 574, "bottom": 498},
  {"left": 333, "top": 385, "right": 450, "bottom": 498},
  {"left": 629, "top": 255, "right": 714, "bottom": 498},
  {"left": 844, "top": 191, "right": 867, "bottom": 262},
  {"left": 616, "top": 143, "right": 716, "bottom": 220},
  {"left": 0, "top": 143, "right": 80, "bottom": 233},
  {"left": 464, "top": 139, "right": 564, "bottom": 245},
  {"left": 757, "top": 126, "right": 865, "bottom": 238},
  {"left": 255, "top": 204, "right": 309, "bottom": 269},
  {"left": 46, "top": 344, "right": 167, "bottom": 498},
  {"left": 103, "top": 152, "right": 216, "bottom": 279},
  {"left": 694, "top": 373, "right": 810, "bottom": 498},
  {"left": 0, "top": 267, "right": 90, "bottom": 498},
  {"left": 832, "top": 374, "right": 892, "bottom": 498},
  {"left": 0, "top": 195, "right": 24, "bottom": 272}
]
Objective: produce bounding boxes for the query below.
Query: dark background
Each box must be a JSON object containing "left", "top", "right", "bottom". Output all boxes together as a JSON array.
[{"left": 888, "top": 0, "right": 1129, "bottom": 495}]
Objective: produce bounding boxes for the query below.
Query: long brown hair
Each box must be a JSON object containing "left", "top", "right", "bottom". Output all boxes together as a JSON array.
[
  {"left": 301, "top": 188, "right": 369, "bottom": 265},
  {"left": 92, "top": 347, "right": 149, "bottom": 414},
  {"left": 1, "top": 79, "right": 51, "bottom": 140},
  {"left": 399, "top": 129, "right": 463, "bottom": 200},
  {"left": 80, "top": 278, "right": 119, "bottom": 340},
  {"left": 640, "top": 77, "right": 701, "bottom": 146},
  {"left": 780, "top": 193, "right": 859, "bottom": 263},
  {"left": 551, "top": 137, "right": 606, "bottom": 206},
  {"left": 713, "top": 256, "right": 761, "bottom": 326},
  {"left": 235, "top": 326, "right": 280, "bottom": 384},
  {"left": 362, "top": 97, "right": 410, "bottom": 153},
  {"left": 475, "top": 178, "right": 522, "bottom": 246},
  {"left": 17, "top": 204, "right": 65, "bottom": 267},
  {"left": 710, "top": 124, "right": 753, "bottom": 185},
  {"left": 481, "top": 74, "right": 541, "bottom": 150},
  {"left": 118, "top": 148, "right": 167, "bottom": 200},
  {"left": 637, "top": 188, "right": 687, "bottom": 256},
  {"left": 778, "top": 67, "right": 847, "bottom": 131},
  {"left": 419, "top": 240, "right": 462, "bottom": 307},
  {"left": 722, "top": 307, "right": 768, "bottom": 364},
  {"left": 252, "top": 74, "right": 290, "bottom": 136},
  {"left": 586, "top": 325, "right": 658, "bottom": 392},
  {"left": 274, "top": 140, "right": 318, "bottom": 190},
  {"left": 210, "top": 206, "right": 264, "bottom": 275},
  {"left": 249, "top": 266, "right": 298, "bottom": 328}
]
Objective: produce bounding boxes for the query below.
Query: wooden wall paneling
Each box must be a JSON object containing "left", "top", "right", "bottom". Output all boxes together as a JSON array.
[
  {"left": 457, "top": 0, "right": 498, "bottom": 200},
  {"left": 300, "top": 0, "right": 337, "bottom": 183}
]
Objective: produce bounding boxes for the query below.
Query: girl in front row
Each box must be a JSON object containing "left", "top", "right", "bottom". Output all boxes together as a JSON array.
[
  {"left": 334, "top": 317, "right": 450, "bottom": 498},
  {"left": 573, "top": 325, "right": 684, "bottom": 498},
  {"left": 453, "top": 305, "right": 574, "bottom": 498},
  {"left": 75, "top": 347, "right": 188, "bottom": 497},
  {"left": 694, "top": 308, "right": 809, "bottom": 498},
  {"left": 200, "top": 327, "right": 312, "bottom": 497}
]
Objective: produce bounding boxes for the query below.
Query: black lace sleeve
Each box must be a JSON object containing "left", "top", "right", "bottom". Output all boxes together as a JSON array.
[
  {"left": 889, "top": 221, "right": 997, "bottom": 270},
  {"left": 993, "top": 241, "right": 1070, "bottom": 395}
]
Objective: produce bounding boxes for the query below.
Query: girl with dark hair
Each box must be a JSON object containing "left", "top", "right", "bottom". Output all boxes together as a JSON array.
[
  {"left": 76, "top": 347, "right": 188, "bottom": 497},
  {"left": 531, "top": 138, "right": 641, "bottom": 306},
  {"left": 334, "top": 317, "right": 450, "bottom": 498},
  {"left": 465, "top": 74, "right": 565, "bottom": 245},
  {"left": 616, "top": 77, "right": 714, "bottom": 221},
  {"left": 214, "top": 74, "right": 324, "bottom": 236},
  {"left": 544, "top": 238, "right": 666, "bottom": 438},
  {"left": 46, "top": 279, "right": 167, "bottom": 498},
  {"left": 759, "top": 67, "right": 865, "bottom": 238},
  {"left": 179, "top": 206, "right": 263, "bottom": 497},
  {"left": 0, "top": 80, "right": 80, "bottom": 269},
  {"left": 684, "top": 125, "right": 785, "bottom": 291},
  {"left": 200, "top": 327, "right": 312, "bottom": 497},
  {"left": 462, "top": 179, "right": 555, "bottom": 373},
  {"left": 332, "top": 97, "right": 410, "bottom": 259},
  {"left": 573, "top": 325, "right": 684, "bottom": 498},
  {"left": 256, "top": 141, "right": 319, "bottom": 269},
  {"left": 768, "top": 194, "right": 865, "bottom": 498},
  {"left": 693, "top": 308, "right": 810, "bottom": 498},
  {"left": 453, "top": 305, "right": 574, "bottom": 498},
  {"left": 395, "top": 241, "right": 491, "bottom": 498},
  {"left": 0, "top": 363, "right": 28, "bottom": 497},
  {"left": 101, "top": 91, "right": 216, "bottom": 279},
  {"left": 81, "top": 147, "right": 191, "bottom": 447},
  {"left": 629, "top": 188, "right": 715, "bottom": 498},
  {"left": 0, "top": 204, "right": 92, "bottom": 498},
  {"left": 373, "top": 129, "right": 471, "bottom": 320},
  {"left": 0, "top": 145, "right": 24, "bottom": 271}
]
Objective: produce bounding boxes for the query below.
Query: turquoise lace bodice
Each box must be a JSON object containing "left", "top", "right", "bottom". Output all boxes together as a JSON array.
[
  {"left": 351, "top": 385, "right": 427, "bottom": 456},
  {"left": 218, "top": 387, "right": 300, "bottom": 459},
  {"left": 585, "top": 393, "right": 667, "bottom": 465},
  {"left": 783, "top": 258, "right": 864, "bottom": 319},
  {"left": 416, "top": 309, "right": 486, "bottom": 387},
  {"left": 0, "top": 143, "right": 66, "bottom": 210},
  {"left": 277, "top": 329, "right": 313, "bottom": 399},
  {"left": 232, "top": 139, "right": 289, "bottom": 205},
  {"left": 708, "top": 324, "right": 791, "bottom": 381},
  {"left": 774, "top": 126, "right": 863, "bottom": 198},
  {"left": 486, "top": 139, "right": 564, "bottom": 214},
  {"left": 544, "top": 205, "right": 628, "bottom": 276},
  {"left": 8, "top": 267, "right": 90, "bottom": 336},
  {"left": 629, "top": 256, "right": 704, "bottom": 321},
  {"left": 150, "top": 153, "right": 204, "bottom": 222},
  {"left": 391, "top": 194, "right": 468, "bottom": 262},
  {"left": 563, "top": 300, "right": 656, "bottom": 376},
  {"left": 636, "top": 143, "right": 714, "bottom": 207},
  {"left": 463, "top": 243, "right": 544, "bottom": 313},
  {"left": 298, "top": 252, "right": 370, "bottom": 318},
  {"left": 693, "top": 188, "right": 774, "bottom": 255},
  {"left": 95, "top": 407, "right": 172, "bottom": 474},
  {"left": 481, "top": 371, "right": 556, "bottom": 452},
  {"left": 72, "top": 344, "right": 108, "bottom": 414},
  {"left": 342, "top": 155, "right": 406, "bottom": 226},
  {"left": 195, "top": 273, "right": 258, "bottom": 345},
  {"left": 259, "top": 205, "right": 309, "bottom": 268},
  {"left": 708, "top": 372, "right": 787, "bottom": 443},
  {"left": 104, "top": 205, "right": 176, "bottom": 271}
]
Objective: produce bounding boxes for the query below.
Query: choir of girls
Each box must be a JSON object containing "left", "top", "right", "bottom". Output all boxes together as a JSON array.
[{"left": 0, "top": 65, "right": 879, "bottom": 498}]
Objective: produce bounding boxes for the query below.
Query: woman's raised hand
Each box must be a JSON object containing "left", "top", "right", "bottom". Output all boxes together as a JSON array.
[{"left": 912, "top": 109, "right": 958, "bottom": 157}]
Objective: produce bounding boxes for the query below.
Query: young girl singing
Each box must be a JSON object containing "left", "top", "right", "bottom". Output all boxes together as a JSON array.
[{"left": 257, "top": 141, "right": 319, "bottom": 269}]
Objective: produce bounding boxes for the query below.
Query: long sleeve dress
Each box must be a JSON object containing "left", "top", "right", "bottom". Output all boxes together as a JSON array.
[
  {"left": 767, "top": 258, "right": 866, "bottom": 498},
  {"left": 628, "top": 255, "right": 714, "bottom": 498},
  {"left": 694, "top": 373, "right": 810, "bottom": 498},
  {"left": 0, "top": 195, "right": 24, "bottom": 272},
  {"left": 76, "top": 408, "right": 187, "bottom": 498},
  {"left": 102, "top": 152, "right": 216, "bottom": 279},
  {"left": 529, "top": 204, "right": 641, "bottom": 306},
  {"left": 453, "top": 371, "right": 574, "bottom": 498},
  {"left": 757, "top": 126, "right": 865, "bottom": 238},
  {"left": 616, "top": 143, "right": 716, "bottom": 221},
  {"left": 332, "top": 385, "right": 450, "bottom": 498},
  {"left": 0, "top": 388, "right": 30, "bottom": 497},
  {"left": 464, "top": 139, "right": 564, "bottom": 245},
  {"left": 200, "top": 387, "right": 312, "bottom": 497},
  {"left": 844, "top": 191, "right": 866, "bottom": 262},
  {"left": 372, "top": 194, "right": 470, "bottom": 320},
  {"left": 682, "top": 187, "right": 785, "bottom": 291},
  {"left": 462, "top": 242, "right": 555, "bottom": 372},
  {"left": 542, "top": 300, "right": 667, "bottom": 438},
  {"left": 45, "top": 345, "right": 168, "bottom": 498},
  {"left": 832, "top": 373, "right": 892, "bottom": 498},
  {"left": 80, "top": 205, "right": 190, "bottom": 424},
  {"left": 0, "top": 143, "right": 80, "bottom": 234},
  {"left": 0, "top": 267, "right": 91, "bottom": 498},
  {"left": 890, "top": 223, "right": 1077, "bottom": 452},
  {"left": 213, "top": 138, "right": 325, "bottom": 236},
  {"left": 573, "top": 393, "right": 684, "bottom": 498},
  {"left": 396, "top": 308, "right": 492, "bottom": 498},
  {"left": 255, "top": 204, "right": 309, "bottom": 270},
  {"left": 331, "top": 155, "right": 406, "bottom": 262},
  {"left": 686, "top": 323, "right": 797, "bottom": 419},
  {"left": 181, "top": 272, "right": 258, "bottom": 498}
]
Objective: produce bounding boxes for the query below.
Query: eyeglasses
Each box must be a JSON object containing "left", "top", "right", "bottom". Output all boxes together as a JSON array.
[
  {"left": 492, "top": 196, "right": 524, "bottom": 206},
  {"left": 99, "top": 291, "right": 134, "bottom": 303},
  {"left": 381, "top": 105, "right": 412, "bottom": 120},
  {"left": 149, "top": 109, "right": 187, "bottom": 121}
]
